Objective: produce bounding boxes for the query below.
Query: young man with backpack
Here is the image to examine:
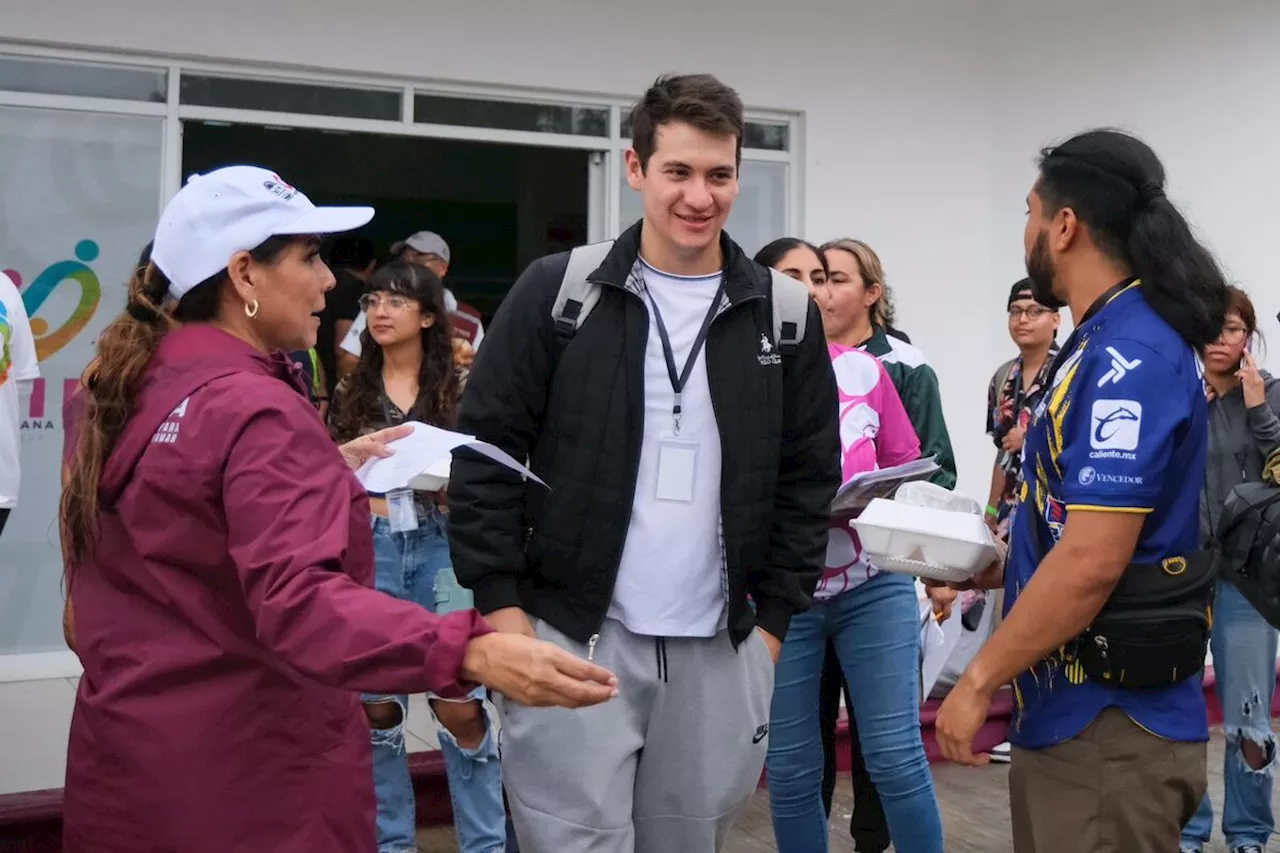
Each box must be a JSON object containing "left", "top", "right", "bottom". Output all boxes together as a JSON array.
[
  {"left": 446, "top": 73, "right": 840, "bottom": 853},
  {"left": 985, "top": 278, "right": 1061, "bottom": 541}
]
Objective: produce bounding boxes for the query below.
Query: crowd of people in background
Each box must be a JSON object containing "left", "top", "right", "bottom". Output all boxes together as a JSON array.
[{"left": 17, "top": 69, "right": 1276, "bottom": 853}]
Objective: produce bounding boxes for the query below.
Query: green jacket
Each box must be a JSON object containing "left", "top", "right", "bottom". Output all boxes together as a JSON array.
[{"left": 862, "top": 326, "right": 957, "bottom": 489}]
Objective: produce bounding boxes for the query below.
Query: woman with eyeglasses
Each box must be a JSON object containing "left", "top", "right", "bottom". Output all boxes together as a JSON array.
[
  {"left": 328, "top": 259, "right": 506, "bottom": 853},
  {"left": 1179, "top": 286, "right": 1280, "bottom": 853}
]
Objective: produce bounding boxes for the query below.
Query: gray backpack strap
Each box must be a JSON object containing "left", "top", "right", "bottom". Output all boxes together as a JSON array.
[
  {"left": 552, "top": 240, "right": 615, "bottom": 339},
  {"left": 768, "top": 268, "right": 810, "bottom": 356},
  {"left": 993, "top": 357, "right": 1017, "bottom": 396}
]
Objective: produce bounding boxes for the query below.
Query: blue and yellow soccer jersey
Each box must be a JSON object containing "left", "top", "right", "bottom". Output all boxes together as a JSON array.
[{"left": 1003, "top": 282, "right": 1209, "bottom": 749}]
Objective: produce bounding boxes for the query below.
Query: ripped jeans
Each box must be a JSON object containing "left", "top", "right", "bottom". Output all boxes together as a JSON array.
[
  {"left": 366, "top": 514, "right": 505, "bottom": 853},
  {"left": 1181, "top": 579, "right": 1278, "bottom": 851}
]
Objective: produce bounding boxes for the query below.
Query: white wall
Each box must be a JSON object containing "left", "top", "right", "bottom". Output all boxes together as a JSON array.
[
  {"left": 4, "top": 0, "right": 1277, "bottom": 504},
  {"left": 988, "top": 0, "right": 1280, "bottom": 357}
]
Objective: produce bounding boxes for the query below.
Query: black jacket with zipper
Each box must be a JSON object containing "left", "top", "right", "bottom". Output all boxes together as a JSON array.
[{"left": 446, "top": 222, "right": 840, "bottom": 647}]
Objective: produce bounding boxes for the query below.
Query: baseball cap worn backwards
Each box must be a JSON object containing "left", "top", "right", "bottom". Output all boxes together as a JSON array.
[
  {"left": 151, "top": 166, "right": 374, "bottom": 301},
  {"left": 1007, "top": 277, "right": 1052, "bottom": 309}
]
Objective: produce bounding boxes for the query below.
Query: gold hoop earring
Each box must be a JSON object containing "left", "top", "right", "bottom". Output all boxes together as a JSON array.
[{"left": 245, "top": 299, "right": 259, "bottom": 319}]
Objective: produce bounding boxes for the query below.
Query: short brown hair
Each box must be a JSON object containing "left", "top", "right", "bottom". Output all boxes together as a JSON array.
[
  {"left": 1226, "top": 285, "right": 1258, "bottom": 335},
  {"left": 1224, "top": 284, "right": 1266, "bottom": 354},
  {"left": 629, "top": 74, "right": 744, "bottom": 172}
]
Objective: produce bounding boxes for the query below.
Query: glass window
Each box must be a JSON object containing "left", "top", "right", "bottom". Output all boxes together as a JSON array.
[
  {"left": 619, "top": 115, "right": 789, "bottom": 152},
  {"left": 744, "top": 122, "right": 789, "bottom": 151},
  {"left": 619, "top": 159, "right": 787, "bottom": 257},
  {"left": 180, "top": 74, "right": 401, "bottom": 121},
  {"left": 0, "top": 54, "right": 166, "bottom": 102},
  {"left": 414, "top": 94, "right": 608, "bottom": 137},
  {"left": 0, "top": 105, "right": 164, "bottom": 654}
]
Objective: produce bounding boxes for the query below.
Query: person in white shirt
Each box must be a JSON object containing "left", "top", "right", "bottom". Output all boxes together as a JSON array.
[
  {"left": 0, "top": 270, "right": 40, "bottom": 537},
  {"left": 446, "top": 74, "right": 839, "bottom": 853}
]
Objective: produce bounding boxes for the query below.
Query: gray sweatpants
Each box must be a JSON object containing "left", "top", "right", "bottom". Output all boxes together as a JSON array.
[{"left": 498, "top": 617, "right": 776, "bottom": 853}]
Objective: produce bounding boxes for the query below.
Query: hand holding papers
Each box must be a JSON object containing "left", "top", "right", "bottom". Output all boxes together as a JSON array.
[{"left": 354, "top": 421, "right": 547, "bottom": 494}]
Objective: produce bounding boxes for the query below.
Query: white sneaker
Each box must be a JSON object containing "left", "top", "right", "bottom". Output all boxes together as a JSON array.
[{"left": 988, "top": 741, "right": 1011, "bottom": 763}]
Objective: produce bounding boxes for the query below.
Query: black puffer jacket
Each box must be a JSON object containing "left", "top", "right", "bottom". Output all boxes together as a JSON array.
[{"left": 447, "top": 222, "right": 839, "bottom": 647}]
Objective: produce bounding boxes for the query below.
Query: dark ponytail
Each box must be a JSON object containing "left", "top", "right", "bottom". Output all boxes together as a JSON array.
[
  {"left": 754, "top": 237, "right": 828, "bottom": 275},
  {"left": 1036, "top": 129, "right": 1229, "bottom": 348}
]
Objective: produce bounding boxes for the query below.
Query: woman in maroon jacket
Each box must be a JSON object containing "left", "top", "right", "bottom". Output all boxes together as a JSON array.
[{"left": 58, "top": 166, "right": 617, "bottom": 853}]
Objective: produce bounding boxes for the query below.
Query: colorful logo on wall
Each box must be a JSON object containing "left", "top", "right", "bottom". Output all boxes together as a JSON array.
[
  {"left": 0, "top": 299, "right": 12, "bottom": 390},
  {"left": 4, "top": 239, "right": 102, "bottom": 363}
]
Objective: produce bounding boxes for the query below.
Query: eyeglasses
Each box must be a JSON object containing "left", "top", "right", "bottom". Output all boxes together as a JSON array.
[
  {"left": 1008, "top": 306, "right": 1055, "bottom": 321},
  {"left": 359, "top": 293, "right": 414, "bottom": 313},
  {"left": 1218, "top": 325, "right": 1249, "bottom": 344}
]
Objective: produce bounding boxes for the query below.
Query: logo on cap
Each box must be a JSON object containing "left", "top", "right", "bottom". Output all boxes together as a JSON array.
[{"left": 263, "top": 174, "right": 297, "bottom": 201}]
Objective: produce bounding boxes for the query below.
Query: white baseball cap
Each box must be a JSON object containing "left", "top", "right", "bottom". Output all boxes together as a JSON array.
[{"left": 151, "top": 166, "right": 374, "bottom": 300}]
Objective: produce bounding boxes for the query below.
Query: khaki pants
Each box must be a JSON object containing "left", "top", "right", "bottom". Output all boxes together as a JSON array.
[{"left": 1009, "top": 708, "right": 1207, "bottom": 853}]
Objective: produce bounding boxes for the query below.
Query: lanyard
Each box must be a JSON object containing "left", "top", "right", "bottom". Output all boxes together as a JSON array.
[{"left": 644, "top": 277, "right": 725, "bottom": 434}]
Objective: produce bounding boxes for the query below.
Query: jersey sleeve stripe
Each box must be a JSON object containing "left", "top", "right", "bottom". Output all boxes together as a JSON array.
[{"left": 1064, "top": 504, "right": 1154, "bottom": 514}]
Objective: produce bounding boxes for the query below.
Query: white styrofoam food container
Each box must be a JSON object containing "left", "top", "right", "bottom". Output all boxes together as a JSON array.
[{"left": 851, "top": 497, "right": 998, "bottom": 583}]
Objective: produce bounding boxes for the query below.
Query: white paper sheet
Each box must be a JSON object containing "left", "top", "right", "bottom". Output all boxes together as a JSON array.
[
  {"left": 354, "top": 421, "right": 547, "bottom": 494},
  {"left": 831, "top": 455, "right": 940, "bottom": 514}
]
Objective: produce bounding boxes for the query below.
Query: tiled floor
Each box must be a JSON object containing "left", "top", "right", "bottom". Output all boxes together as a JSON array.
[
  {"left": 416, "top": 725, "right": 1276, "bottom": 853},
  {"left": 0, "top": 678, "right": 445, "bottom": 795}
]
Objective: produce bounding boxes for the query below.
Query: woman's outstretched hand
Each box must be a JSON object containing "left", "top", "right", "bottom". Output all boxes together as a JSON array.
[
  {"left": 461, "top": 632, "right": 619, "bottom": 708},
  {"left": 339, "top": 425, "right": 413, "bottom": 471}
]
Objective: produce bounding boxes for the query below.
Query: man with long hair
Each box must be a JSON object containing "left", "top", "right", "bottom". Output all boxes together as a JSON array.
[{"left": 934, "top": 129, "right": 1229, "bottom": 852}]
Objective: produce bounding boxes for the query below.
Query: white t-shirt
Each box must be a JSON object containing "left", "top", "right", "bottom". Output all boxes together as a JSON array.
[
  {"left": 0, "top": 271, "right": 40, "bottom": 509},
  {"left": 607, "top": 260, "right": 726, "bottom": 638}
]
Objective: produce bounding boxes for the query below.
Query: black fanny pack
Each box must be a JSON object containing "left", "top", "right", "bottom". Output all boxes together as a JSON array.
[
  {"left": 1029, "top": 504, "right": 1215, "bottom": 689},
  {"left": 1072, "top": 548, "right": 1216, "bottom": 689}
]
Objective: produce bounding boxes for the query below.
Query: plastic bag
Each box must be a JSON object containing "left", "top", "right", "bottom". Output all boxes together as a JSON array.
[{"left": 894, "top": 481, "right": 983, "bottom": 517}]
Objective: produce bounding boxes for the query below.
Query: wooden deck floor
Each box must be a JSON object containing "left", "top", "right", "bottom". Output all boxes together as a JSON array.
[{"left": 416, "top": 726, "right": 1267, "bottom": 852}]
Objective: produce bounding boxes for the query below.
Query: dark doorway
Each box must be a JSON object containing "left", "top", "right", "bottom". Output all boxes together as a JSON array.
[{"left": 181, "top": 121, "right": 593, "bottom": 321}]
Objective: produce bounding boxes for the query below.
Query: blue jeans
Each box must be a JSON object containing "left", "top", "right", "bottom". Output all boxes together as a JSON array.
[
  {"left": 367, "top": 514, "right": 506, "bottom": 853},
  {"left": 1181, "top": 580, "right": 1278, "bottom": 851},
  {"left": 766, "top": 571, "right": 944, "bottom": 853}
]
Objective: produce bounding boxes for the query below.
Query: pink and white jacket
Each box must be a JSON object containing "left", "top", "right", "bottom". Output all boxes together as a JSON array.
[{"left": 816, "top": 343, "right": 921, "bottom": 600}]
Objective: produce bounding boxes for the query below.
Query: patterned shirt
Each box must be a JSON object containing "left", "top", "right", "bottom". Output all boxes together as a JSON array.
[
  {"left": 985, "top": 346, "right": 1058, "bottom": 540},
  {"left": 1004, "top": 283, "right": 1208, "bottom": 749},
  {"left": 819, "top": 343, "right": 920, "bottom": 600}
]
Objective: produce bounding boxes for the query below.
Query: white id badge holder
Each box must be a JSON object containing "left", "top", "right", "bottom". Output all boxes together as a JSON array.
[
  {"left": 387, "top": 489, "right": 419, "bottom": 532},
  {"left": 655, "top": 433, "right": 698, "bottom": 503}
]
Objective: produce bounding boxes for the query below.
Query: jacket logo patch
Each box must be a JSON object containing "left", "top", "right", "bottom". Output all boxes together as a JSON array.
[
  {"left": 758, "top": 333, "right": 781, "bottom": 366},
  {"left": 151, "top": 396, "right": 189, "bottom": 445}
]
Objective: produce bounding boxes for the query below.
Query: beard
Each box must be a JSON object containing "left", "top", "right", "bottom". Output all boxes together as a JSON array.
[{"left": 1025, "top": 230, "right": 1066, "bottom": 310}]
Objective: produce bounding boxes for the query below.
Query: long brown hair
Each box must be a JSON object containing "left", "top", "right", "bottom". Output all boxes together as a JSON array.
[
  {"left": 59, "top": 237, "right": 292, "bottom": 567},
  {"left": 820, "top": 238, "right": 899, "bottom": 329},
  {"left": 329, "top": 261, "right": 460, "bottom": 442}
]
